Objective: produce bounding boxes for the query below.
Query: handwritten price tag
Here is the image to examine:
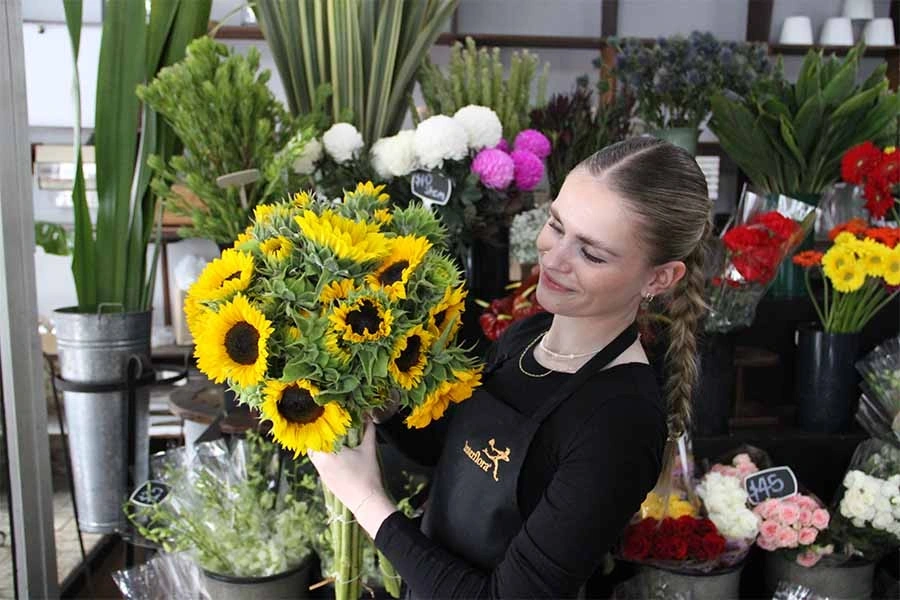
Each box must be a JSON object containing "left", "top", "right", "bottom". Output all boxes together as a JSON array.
[
  {"left": 410, "top": 171, "right": 453, "bottom": 210},
  {"left": 129, "top": 480, "right": 170, "bottom": 507},
  {"left": 743, "top": 466, "right": 798, "bottom": 505}
]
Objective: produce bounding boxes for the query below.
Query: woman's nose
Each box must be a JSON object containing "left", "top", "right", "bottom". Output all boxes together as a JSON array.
[{"left": 540, "top": 239, "right": 570, "bottom": 272}]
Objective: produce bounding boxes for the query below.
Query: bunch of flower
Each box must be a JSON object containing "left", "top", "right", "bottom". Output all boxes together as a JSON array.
[
  {"left": 841, "top": 142, "right": 899, "bottom": 221},
  {"left": 855, "top": 336, "right": 900, "bottom": 443},
  {"left": 753, "top": 495, "right": 833, "bottom": 567},
  {"left": 829, "top": 439, "right": 900, "bottom": 561},
  {"left": 612, "top": 32, "right": 772, "bottom": 130},
  {"left": 509, "top": 205, "right": 548, "bottom": 265},
  {"left": 706, "top": 209, "right": 815, "bottom": 332},
  {"left": 621, "top": 515, "right": 728, "bottom": 569},
  {"left": 477, "top": 271, "right": 544, "bottom": 341},
  {"left": 697, "top": 463, "right": 760, "bottom": 541},
  {"left": 792, "top": 219, "right": 900, "bottom": 333}
]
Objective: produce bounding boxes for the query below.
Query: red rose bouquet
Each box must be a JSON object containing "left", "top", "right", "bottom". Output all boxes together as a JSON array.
[
  {"left": 841, "top": 142, "right": 899, "bottom": 221},
  {"left": 622, "top": 515, "right": 727, "bottom": 566},
  {"left": 706, "top": 194, "right": 817, "bottom": 332}
]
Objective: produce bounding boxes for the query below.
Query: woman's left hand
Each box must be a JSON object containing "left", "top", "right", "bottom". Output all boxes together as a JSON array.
[{"left": 309, "top": 420, "right": 398, "bottom": 537}]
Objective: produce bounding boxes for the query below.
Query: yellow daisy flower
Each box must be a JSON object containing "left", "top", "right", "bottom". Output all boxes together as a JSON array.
[
  {"left": 293, "top": 191, "right": 312, "bottom": 209},
  {"left": 428, "top": 285, "right": 467, "bottom": 340},
  {"left": 821, "top": 246, "right": 855, "bottom": 283},
  {"left": 833, "top": 231, "right": 859, "bottom": 247},
  {"left": 366, "top": 236, "right": 432, "bottom": 301},
  {"left": 328, "top": 295, "right": 393, "bottom": 343},
  {"left": 195, "top": 294, "right": 273, "bottom": 387},
  {"left": 319, "top": 279, "right": 356, "bottom": 307},
  {"left": 189, "top": 249, "right": 254, "bottom": 302},
  {"left": 260, "top": 236, "right": 294, "bottom": 261},
  {"left": 260, "top": 379, "right": 351, "bottom": 456},
  {"left": 884, "top": 247, "right": 900, "bottom": 286},
  {"left": 405, "top": 367, "right": 482, "bottom": 429},
  {"left": 294, "top": 209, "right": 390, "bottom": 263},
  {"left": 857, "top": 239, "right": 889, "bottom": 279},
  {"left": 389, "top": 324, "right": 433, "bottom": 390},
  {"left": 830, "top": 261, "right": 866, "bottom": 293}
]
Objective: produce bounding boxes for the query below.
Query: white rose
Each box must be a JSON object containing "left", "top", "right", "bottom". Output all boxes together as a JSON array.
[
  {"left": 872, "top": 511, "right": 894, "bottom": 531},
  {"left": 452, "top": 105, "right": 503, "bottom": 150},
  {"left": 413, "top": 115, "right": 469, "bottom": 170},
  {"left": 292, "top": 138, "right": 323, "bottom": 174},
  {"left": 881, "top": 481, "right": 899, "bottom": 498},
  {"left": 853, "top": 517, "right": 866, "bottom": 528},
  {"left": 322, "top": 122, "right": 365, "bottom": 164},
  {"left": 370, "top": 131, "right": 418, "bottom": 179}
]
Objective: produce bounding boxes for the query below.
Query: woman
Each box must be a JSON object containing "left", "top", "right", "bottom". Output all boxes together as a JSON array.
[{"left": 310, "top": 138, "right": 713, "bottom": 598}]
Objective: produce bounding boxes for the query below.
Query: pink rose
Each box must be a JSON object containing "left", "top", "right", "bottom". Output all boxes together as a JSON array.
[
  {"left": 798, "top": 527, "right": 818, "bottom": 545},
  {"left": 798, "top": 509, "right": 813, "bottom": 527},
  {"left": 757, "top": 535, "right": 778, "bottom": 551},
  {"left": 797, "top": 495, "right": 819, "bottom": 511},
  {"left": 779, "top": 503, "right": 800, "bottom": 526},
  {"left": 738, "top": 464, "right": 758, "bottom": 477},
  {"left": 757, "top": 499, "right": 780, "bottom": 521},
  {"left": 760, "top": 520, "right": 780, "bottom": 539},
  {"left": 776, "top": 526, "right": 799, "bottom": 548},
  {"left": 795, "top": 551, "right": 822, "bottom": 568},
  {"left": 811, "top": 509, "right": 830, "bottom": 530},
  {"left": 734, "top": 453, "right": 753, "bottom": 465},
  {"left": 712, "top": 465, "right": 740, "bottom": 478}
]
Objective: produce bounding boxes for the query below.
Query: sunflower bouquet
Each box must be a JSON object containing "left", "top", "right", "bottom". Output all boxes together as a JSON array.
[
  {"left": 792, "top": 219, "right": 900, "bottom": 333},
  {"left": 185, "top": 181, "right": 482, "bottom": 600}
]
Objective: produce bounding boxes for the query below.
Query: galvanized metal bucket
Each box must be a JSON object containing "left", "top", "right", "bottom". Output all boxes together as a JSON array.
[
  {"left": 764, "top": 552, "right": 875, "bottom": 599},
  {"left": 53, "top": 308, "right": 152, "bottom": 534},
  {"left": 201, "top": 555, "right": 312, "bottom": 600},
  {"left": 638, "top": 563, "right": 744, "bottom": 599}
]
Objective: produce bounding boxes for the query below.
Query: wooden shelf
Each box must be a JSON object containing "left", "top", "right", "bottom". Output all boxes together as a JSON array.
[{"left": 768, "top": 43, "right": 900, "bottom": 57}]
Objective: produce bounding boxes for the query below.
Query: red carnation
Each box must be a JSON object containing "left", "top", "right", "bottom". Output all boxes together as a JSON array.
[
  {"left": 752, "top": 211, "right": 799, "bottom": 243},
  {"left": 842, "top": 141, "right": 883, "bottom": 184}
]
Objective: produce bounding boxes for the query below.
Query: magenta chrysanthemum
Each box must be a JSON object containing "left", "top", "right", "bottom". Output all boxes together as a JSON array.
[
  {"left": 513, "top": 129, "right": 552, "bottom": 159},
  {"left": 510, "top": 150, "right": 544, "bottom": 191},
  {"left": 472, "top": 148, "right": 514, "bottom": 190},
  {"left": 494, "top": 138, "right": 511, "bottom": 153}
]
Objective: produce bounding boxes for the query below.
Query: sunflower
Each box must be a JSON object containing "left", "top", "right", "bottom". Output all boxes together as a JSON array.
[
  {"left": 351, "top": 181, "right": 390, "bottom": 204},
  {"left": 366, "top": 236, "right": 432, "bottom": 301},
  {"left": 405, "top": 367, "right": 482, "bottom": 429},
  {"left": 195, "top": 294, "right": 273, "bottom": 387},
  {"left": 328, "top": 295, "right": 393, "bottom": 343},
  {"left": 373, "top": 208, "right": 393, "bottom": 227},
  {"left": 260, "top": 379, "right": 351, "bottom": 456},
  {"left": 183, "top": 292, "right": 212, "bottom": 338},
  {"left": 294, "top": 209, "right": 389, "bottom": 263},
  {"left": 389, "top": 324, "right": 433, "bottom": 390},
  {"left": 233, "top": 229, "right": 255, "bottom": 249},
  {"left": 830, "top": 262, "right": 866, "bottom": 293},
  {"left": 260, "top": 236, "right": 294, "bottom": 261},
  {"left": 428, "top": 285, "right": 467, "bottom": 340},
  {"left": 253, "top": 203, "right": 290, "bottom": 226},
  {"left": 293, "top": 191, "right": 312, "bottom": 209},
  {"left": 288, "top": 325, "right": 301, "bottom": 341},
  {"left": 319, "top": 278, "right": 356, "bottom": 307},
  {"left": 190, "top": 249, "right": 254, "bottom": 302},
  {"left": 324, "top": 330, "right": 353, "bottom": 363},
  {"left": 857, "top": 239, "right": 889, "bottom": 278},
  {"left": 884, "top": 247, "right": 900, "bottom": 286}
]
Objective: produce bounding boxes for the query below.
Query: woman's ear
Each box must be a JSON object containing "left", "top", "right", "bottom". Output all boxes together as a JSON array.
[{"left": 644, "top": 260, "right": 687, "bottom": 297}]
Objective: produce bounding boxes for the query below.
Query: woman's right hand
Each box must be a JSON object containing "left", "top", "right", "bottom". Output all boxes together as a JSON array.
[{"left": 371, "top": 391, "right": 401, "bottom": 424}]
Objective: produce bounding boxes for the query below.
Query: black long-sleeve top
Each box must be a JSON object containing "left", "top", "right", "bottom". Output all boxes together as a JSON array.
[{"left": 375, "top": 314, "right": 667, "bottom": 598}]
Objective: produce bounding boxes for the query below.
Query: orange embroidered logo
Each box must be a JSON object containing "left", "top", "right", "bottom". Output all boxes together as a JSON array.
[{"left": 463, "top": 438, "right": 511, "bottom": 482}]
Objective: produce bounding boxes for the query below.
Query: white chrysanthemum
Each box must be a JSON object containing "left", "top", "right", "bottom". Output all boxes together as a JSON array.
[
  {"left": 452, "top": 105, "right": 503, "bottom": 150},
  {"left": 322, "top": 122, "right": 365, "bottom": 164},
  {"left": 370, "top": 131, "right": 418, "bottom": 179},
  {"left": 697, "top": 471, "right": 759, "bottom": 540},
  {"left": 413, "top": 115, "right": 468, "bottom": 170},
  {"left": 292, "top": 138, "right": 323, "bottom": 174}
]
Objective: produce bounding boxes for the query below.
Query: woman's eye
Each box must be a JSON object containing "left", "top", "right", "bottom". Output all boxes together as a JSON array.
[
  {"left": 582, "top": 250, "right": 605, "bottom": 264},
  {"left": 548, "top": 219, "right": 563, "bottom": 233}
]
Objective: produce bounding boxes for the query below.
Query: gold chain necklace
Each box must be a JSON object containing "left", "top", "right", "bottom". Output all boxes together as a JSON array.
[{"left": 518, "top": 332, "right": 555, "bottom": 378}]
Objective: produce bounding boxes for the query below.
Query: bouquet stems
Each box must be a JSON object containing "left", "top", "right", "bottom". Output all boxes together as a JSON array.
[{"left": 324, "top": 487, "right": 364, "bottom": 600}]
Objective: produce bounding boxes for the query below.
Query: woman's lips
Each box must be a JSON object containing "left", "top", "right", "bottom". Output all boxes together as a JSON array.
[{"left": 540, "top": 270, "right": 573, "bottom": 293}]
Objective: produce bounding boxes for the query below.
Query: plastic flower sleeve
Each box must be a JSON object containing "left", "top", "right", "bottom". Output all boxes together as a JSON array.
[
  {"left": 112, "top": 552, "right": 206, "bottom": 600},
  {"left": 828, "top": 438, "right": 900, "bottom": 561},
  {"left": 855, "top": 336, "right": 900, "bottom": 444}
]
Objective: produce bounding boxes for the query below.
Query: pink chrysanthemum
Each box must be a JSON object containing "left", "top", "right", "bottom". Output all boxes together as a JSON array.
[
  {"left": 514, "top": 129, "right": 552, "bottom": 159},
  {"left": 472, "top": 148, "right": 515, "bottom": 190},
  {"left": 494, "top": 138, "right": 511, "bottom": 153},
  {"left": 511, "top": 150, "right": 544, "bottom": 191}
]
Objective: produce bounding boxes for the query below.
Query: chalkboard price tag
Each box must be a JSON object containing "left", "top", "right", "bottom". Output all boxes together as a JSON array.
[
  {"left": 743, "top": 466, "right": 798, "bottom": 505},
  {"left": 129, "top": 480, "right": 170, "bottom": 507},
  {"left": 410, "top": 171, "right": 453, "bottom": 210}
]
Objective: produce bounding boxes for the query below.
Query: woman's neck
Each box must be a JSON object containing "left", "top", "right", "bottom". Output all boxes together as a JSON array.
[{"left": 543, "top": 309, "right": 637, "bottom": 357}]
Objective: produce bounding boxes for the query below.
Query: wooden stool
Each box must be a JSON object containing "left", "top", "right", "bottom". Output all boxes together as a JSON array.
[{"left": 730, "top": 346, "right": 780, "bottom": 427}]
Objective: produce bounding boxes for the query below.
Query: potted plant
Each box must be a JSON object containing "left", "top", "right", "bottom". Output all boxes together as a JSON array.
[
  {"left": 612, "top": 31, "right": 772, "bottom": 154},
  {"left": 58, "top": 0, "right": 211, "bottom": 534}
]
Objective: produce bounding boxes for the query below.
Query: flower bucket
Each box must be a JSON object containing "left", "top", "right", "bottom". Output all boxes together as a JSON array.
[
  {"left": 201, "top": 556, "right": 313, "bottom": 600},
  {"left": 638, "top": 562, "right": 743, "bottom": 599},
  {"left": 794, "top": 323, "right": 860, "bottom": 433},
  {"left": 764, "top": 553, "right": 875, "bottom": 599}
]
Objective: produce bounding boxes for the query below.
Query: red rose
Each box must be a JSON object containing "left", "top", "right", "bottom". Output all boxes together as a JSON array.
[
  {"left": 752, "top": 212, "right": 799, "bottom": 243},
  {"left": 842, "top": 141, "right": 883, "bottom": 184},
  {"left": 655, "top": 536, "right": 689, "bottom": 560},
  {"left": 622, "top": 530, "right": 652, "bottom": 560},
  {"left": 694, "top": 518, "right": 718, "bottom": 536},
  {"left": 688, "top": 535, "right": 709, "bottom": 561},
  {"left": 657, "top": 518, "right": 680, "bottom": 538},
  {"left": 674, "top": 515, "right": 696, "bottom": 538},
  {"left": 701, "top": 532, "right": 727, "bottom": 559}
]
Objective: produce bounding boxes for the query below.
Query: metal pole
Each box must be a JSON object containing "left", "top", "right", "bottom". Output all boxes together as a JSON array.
[{"left": 0, "top": 0, "right": 60, "bottom": 597}]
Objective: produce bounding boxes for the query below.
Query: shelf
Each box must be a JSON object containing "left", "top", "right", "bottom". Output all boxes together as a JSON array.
[{"left": 768, "top": 43, "right": 900, "bottom": 57}]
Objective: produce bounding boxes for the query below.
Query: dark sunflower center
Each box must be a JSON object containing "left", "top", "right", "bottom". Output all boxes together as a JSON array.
[
  {"left": 346, "top": 300, "right": 382, "bottom": 335},
  {"left": 433, "top": 309, "right": 447, "bottom": 329},
  {"left": 395, "top": 335, "right": 422, "bottom": 372},
  {"left": 223, "top": 271, "right": 242, "bottom": 282},
  {"left": 277, "top": 385, "right": 324, "bottom": 424},
  {"left": 224, "top": 322, "right": 260, "bottom": 365},
  {"left": 379, "top": 261, "right": 409, "bottom": 286}
]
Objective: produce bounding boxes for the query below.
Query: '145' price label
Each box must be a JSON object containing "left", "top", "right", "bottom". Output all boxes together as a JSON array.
[{"left": 743, "top": 466, "right": 798, "bottom": 506}]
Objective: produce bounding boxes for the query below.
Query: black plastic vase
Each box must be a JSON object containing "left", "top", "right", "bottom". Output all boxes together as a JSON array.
[{"left": 794, "top": 323, "right": 860, "bottom": 433}]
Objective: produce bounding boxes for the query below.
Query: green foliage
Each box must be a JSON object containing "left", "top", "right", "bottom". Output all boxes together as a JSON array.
[
  {"left": 418, "top": 36, "right": 550, "bottom": 140},
  {"left": 138, "top": 37, "right": 325, "bottom": 245},
  {"left": 63, "top": 0, "right": 212, "bottom": 311},
  {"left": 709, "top": 43, "right": 900, "bottom": 195},
  {"left": 34, "top": 222, "right": 71, "bottom": 256}
]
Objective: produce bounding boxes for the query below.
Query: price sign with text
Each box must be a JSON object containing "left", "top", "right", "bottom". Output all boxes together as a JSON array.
[
  {"left": 743, "top": 466, "right": 798, "bottom": 505},
  {"left": 129, "top": 480, "right": 170, "bottom": 507},
  {"left": 410, "top": 171, "right": 453, "bottom": 210}
]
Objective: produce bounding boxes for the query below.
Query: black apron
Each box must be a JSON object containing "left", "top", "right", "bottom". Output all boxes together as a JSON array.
[{"left": 420, "top": 322, "right": 639, "bottom": 577}]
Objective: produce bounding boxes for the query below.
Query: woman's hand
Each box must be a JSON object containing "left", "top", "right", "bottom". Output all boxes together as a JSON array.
[{"left": 309, "top": 420, "right": 399, "bottom": 537}]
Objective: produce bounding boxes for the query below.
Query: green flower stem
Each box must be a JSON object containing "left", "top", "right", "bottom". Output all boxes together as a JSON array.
[
  {"left": 822, "top": 269, "right": 830, "bottom": 326},
  {"left": 848, "top": 279, "right": 885, "bottom": 331},
  {"left": 339, "top": 502, "right": 353, "bottom": 600},
  {"left": 857, "top": 287, "right": 900, "bottom": 331},
  {"left": 805, "top": 268, "right": 826, "bottom": 328}
]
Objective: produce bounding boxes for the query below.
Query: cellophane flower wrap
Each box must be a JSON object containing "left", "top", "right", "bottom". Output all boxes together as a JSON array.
[
  {"left": 855, "top": 336, "right": 900, "bottom": 444},
  {"left": 186, "top": 182, "right": 483, "bottom": 600},
  {"left": 706, "top": 190, "right": 817, "bottom": 332},
  {"left": 828, "top": 438, "right": 900, "bottom": 561}
]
